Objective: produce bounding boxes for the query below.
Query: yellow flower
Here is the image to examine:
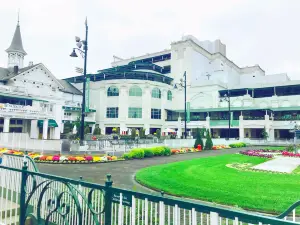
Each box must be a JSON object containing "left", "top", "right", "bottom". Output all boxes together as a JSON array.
[
  {"left": 75, "top": 156, "right": 85, "bottom": 161},
  {"left": 93, "top": 156, "right": 102, "bottom": 162},
  {"left": 111, "top": 156, "right": 117, "bottom": 161}
]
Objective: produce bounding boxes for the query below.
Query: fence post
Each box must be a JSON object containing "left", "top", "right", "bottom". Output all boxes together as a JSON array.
[
  {"left": 104, "top": 174, "right": 113, "bottom": 225},
  {"left": 19, "top": 161, "right": 28, "bottom": 225}
]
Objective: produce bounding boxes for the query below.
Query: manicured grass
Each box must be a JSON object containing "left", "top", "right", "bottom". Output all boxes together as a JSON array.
[{"left": 136, "top": 154, "right": 300, "bottom": 214}]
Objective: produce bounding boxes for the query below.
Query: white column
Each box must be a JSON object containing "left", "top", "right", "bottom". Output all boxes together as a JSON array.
[
  {"left": 177, "top": 116, "right": 182, "bottom": 138},
  {"left": 265, "top": 114, "right": 272, "bottom": 141},
  {"left": 239, "top": 115, "right": 244, "bottom": 141},
  {"left": 142, "top": 86, "right": 151, "bottom": 121},
  {"left": 43, "top": 119, "right": 48, "bottom": 140},
  {"left": 3, "top": 117, "right": 10, "bottom": 132},
  {"left": 144, "top": 124, "right": 150, "bottom": 135},
  {"left": 30, "top": 120, "right": 39, "bottom": 139},
  {"left": 205, "top": 114, "right": 210, "bottom": 132}
]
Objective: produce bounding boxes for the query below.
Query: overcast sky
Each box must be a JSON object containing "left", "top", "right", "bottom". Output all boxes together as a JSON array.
[{"left": 1, "top": 0, "right": 300, "bottom": 80}]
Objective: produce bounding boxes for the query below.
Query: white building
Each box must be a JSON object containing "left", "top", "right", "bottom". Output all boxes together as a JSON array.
[
  {"left": 0, "top": 22, "right": 96, "bottom": 140},
  {"left": 65, "top": 35, "right": 300, "bottom": 141}
]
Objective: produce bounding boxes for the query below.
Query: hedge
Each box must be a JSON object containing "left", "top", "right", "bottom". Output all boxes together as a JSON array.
[
  {"left": 229, "top": 142, "right": 247, "bottom": 148},
  {"left": 124, "top": 146, "right": 171, "bottom": 159}
]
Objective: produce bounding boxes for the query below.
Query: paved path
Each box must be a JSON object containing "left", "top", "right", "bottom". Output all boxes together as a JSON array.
[
  {"left": 38, "top": 147, "right": 259, "bottom": 192},
  {"left": 253, "top": 156, "right": 300, "bottom": 173}
]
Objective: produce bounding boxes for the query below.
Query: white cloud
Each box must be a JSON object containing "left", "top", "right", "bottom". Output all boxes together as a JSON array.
[{"left": 0, "top": 0, "right": 300, "bottom": 80}]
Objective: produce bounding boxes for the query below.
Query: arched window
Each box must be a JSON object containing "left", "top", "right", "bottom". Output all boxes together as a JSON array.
[
  {"left": 129, "top": 86, "right": 142, "bottom": 97},
  {"left": 151, "top": 88, "right": 161, "bottom": 99},
  {"left": 167, "top": 90, "right": 172, "bottom": 101},
  {"left": 107, "top": 86, "right": 119, "bottom": 96}
]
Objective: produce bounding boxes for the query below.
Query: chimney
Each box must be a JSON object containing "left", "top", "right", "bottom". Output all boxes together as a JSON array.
[
  {"left": 13, "top": 65, "right": 19, "bottom": 74},
  {"left": 28, "top": 61, "right": 33, "bottom": 66}
]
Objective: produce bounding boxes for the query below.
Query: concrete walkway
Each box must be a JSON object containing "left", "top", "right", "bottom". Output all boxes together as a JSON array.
[
  {"left": 252, "top": 157, "right": 300, "bottom": 173},
  {"left": 38, "top": 147, "right": 259, "bottom": 192}
]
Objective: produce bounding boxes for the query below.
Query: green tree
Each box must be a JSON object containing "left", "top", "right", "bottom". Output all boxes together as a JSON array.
[
  {"left": 204, "top": 129, "right": 213, "bottom": 150},
  {"left": 131, "top": 128, "right": 137, "bottom": 139},
  {"left": 84, "top": 126, "right": 90, "bottom": 134},
  {"left": 194, "top": 128, "right": 204, "bottom": 148},
  {"left": 93, "top": 125, "right": 101, "bottom": 135},
  {"left": 140, "top": 129, "right": 146, "bottom": 139},
  {"left": 156, "top": 129, "right": 161, "bottom": 139},
  {"left": 261, "top": 127, "right": 269, "bottom": 140},
  {"left": 63, "top": 121, "right": 73, "bottom": 134}
]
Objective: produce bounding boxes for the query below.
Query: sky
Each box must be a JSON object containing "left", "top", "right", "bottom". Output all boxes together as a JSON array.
[{"left": 0, "top": 0, "right": 300, "bottom": 80}]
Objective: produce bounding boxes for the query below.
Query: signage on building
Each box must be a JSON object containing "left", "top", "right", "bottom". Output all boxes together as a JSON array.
[
  {"left": 85, "top": 77, "right": 90, "bottom": 112},
  {"left": 186, "top": 102, "right": 190, "bottom": 123}
]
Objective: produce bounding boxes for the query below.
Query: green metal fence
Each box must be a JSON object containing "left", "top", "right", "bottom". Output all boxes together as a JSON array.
[{"left": 0, "top": 155, "right": 299, "bottom": 225}]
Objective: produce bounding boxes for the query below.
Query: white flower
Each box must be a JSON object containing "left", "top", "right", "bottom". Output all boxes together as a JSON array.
[
  {"left": 101, "top": 156, "right": 108, "bottom": 162},
  {"left": 60, "top": 156, "right": 68, "bottom": 161}
]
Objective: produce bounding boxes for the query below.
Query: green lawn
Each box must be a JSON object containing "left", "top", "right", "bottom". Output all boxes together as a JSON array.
[{"left": 136, "top": 154, "right": 300, "bottom": 214}]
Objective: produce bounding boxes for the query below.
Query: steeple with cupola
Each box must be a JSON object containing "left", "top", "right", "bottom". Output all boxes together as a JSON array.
[{"left": 6, "top": 16, "right": 27, "bottom": 69}]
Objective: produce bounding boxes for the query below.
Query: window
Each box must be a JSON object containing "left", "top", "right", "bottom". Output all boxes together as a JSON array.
[
  {"left": 167, "top": 90, "right": 172, "bottom": 101},
  {"left": 152, "top": 88, "right": 161, "bottom": 99},
  {"left": 151, "top": 108, "right": 161, "bottom": 119},
  {"left": 128, "top": 107, "right": 142, "bottom": 118},
  {"left": 107, "top": 86, "right": 119, "bottom": 96},
  {"left": 129, "top": 86, "right": 142, "bottom": 97},
  {"left": 106, "top": 107, "right": 119, "bottom": 118},
  {"left": 17, "top": 120, "right": 23, "bottom": 125}
]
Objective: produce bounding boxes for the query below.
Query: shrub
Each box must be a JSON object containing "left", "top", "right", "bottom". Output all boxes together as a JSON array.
[
  {"left": 144, "top": 148, "right": 154, "bottom": 157},
  {"left": 163, "top": 146, "right": 171, "bottom": 156},
  {"left": 286, "top": 145, "right": 295, "bottom": 152},
  {"left": 229, "top": 142, "right": 247, "bottom": 148},
  {"left": 93, "top": 126, "right": 101, "bottom": 135},
  {"left": 194, "top": 128, "right": 204, "bottom": 148},
  {"left": 123, "top": 153, "right": 132, "bottom": 160},
  {"left": 131, "top": 128, "right": 137, "bottom": 139},
  {"left": 129, "top": 148, "right": 145, "bottom": 159},
  {"left": 140, "top": 129, "right": 146, "bottom": 139},
  {"left": 156, "top": 129, "right": 161, "bottom": 139},
  {"left": 152, "top": 146, "right": 165, "bottom": 156},
  {"left": 84, "top": 126, "right": 90, "bottom": 135},
  {"left": 204, "top": 130, "right": 213, "bottom": 150}
]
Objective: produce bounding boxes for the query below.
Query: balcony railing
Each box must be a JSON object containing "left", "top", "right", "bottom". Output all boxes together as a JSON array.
[{"left": 0, "top": 154, "right": 298, "bottom": 225}]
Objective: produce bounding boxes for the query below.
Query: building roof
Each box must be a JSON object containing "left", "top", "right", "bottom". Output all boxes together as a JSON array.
[
  {"left": 6, "top": 23, "right": 27, "bottom": 55},
  {"left": 0, "top": 64, "right": 38, "bottom": 81},
  {"left": 57, "top": 79, "right": 82, "bottom": 95}
]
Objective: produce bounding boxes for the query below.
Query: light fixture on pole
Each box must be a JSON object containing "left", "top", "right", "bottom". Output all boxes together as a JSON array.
[
  {"left": 174, "top": 71, "right": 187, "bottom": 139},
  {"left": 69, "top": 18, "right": 88, "bottom": 146}
]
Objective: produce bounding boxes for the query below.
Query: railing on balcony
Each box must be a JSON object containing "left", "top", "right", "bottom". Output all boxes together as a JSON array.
[
  {"left": 243, "top": 116, "right": 265, "bottom": 120},
  {"left": 274, "top": 115, "right": 300, "bottom": 121},
  {"left": 0, "top": 154, "right": 299, "bottom": 225}
]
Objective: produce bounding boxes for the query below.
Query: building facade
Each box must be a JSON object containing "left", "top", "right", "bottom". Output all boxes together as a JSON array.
[
  {"left": 0, "top": 22, "right": 96, "bottom": 140},
  {"left": 66, "top": 35, "right": 300, "bottom": 141}
]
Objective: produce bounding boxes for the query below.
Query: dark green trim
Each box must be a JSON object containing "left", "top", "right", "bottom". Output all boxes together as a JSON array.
[
  {"left": 0, "top": 93, "right": 48, "bottom": 102},
  {"left": 37, "top": 119, "right": 58, "bottom": 128}
]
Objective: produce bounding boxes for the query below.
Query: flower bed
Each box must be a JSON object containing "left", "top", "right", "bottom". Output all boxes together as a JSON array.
[
  {"left": 281, "top": 151, "right": 300, "bottom": 158},
  {"left": 0, "top": 148, "right": 120, "bottom": 164},
  {"left": 239, "top": 149, "right": 281, "bottom": 158}
]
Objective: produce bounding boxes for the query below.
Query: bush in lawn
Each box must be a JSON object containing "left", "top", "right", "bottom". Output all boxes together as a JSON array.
[
  {"left": 84, "top": 126, "right": 90, "bottom": 134},
  {"left": 144, "top": 148, "right": 154, "bottom": 157},
  {"left": 229, "top": 142, "right": 247, "bottom": 148},
  {"left": 152, "top": 146, "right": 165, "bottom": 156},
  {"left": 140, "top": 129, "right": 146, "bottom": 139},
  {"left": 123, "top": 153, "right": 132, "bottom": 160},
  {"left": 129, "top": 148, "right": 145, "bottom": 159},
  {"left": 204, "top": 130, "right": 213, "bottom": 150},
  {"left": 194, "top": 127, "right": 204, "bottom": 148},
  {"left": 163, "top": 146, "right": 171, "bottom": 156}
]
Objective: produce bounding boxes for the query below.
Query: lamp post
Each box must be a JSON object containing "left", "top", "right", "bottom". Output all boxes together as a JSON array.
[
  {"left": 174, "top": 71, "right": 187, "bottom": 139},
  {"left": 220, "top": 90, "right": 231, "bottom": 140},
  {"left": 70, "top": 18, "right": 88, "bottom": 146}
]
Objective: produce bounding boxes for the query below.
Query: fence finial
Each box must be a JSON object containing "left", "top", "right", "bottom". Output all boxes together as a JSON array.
[{"left": 105, "top": 174, "right": 113, "bottom": 187}]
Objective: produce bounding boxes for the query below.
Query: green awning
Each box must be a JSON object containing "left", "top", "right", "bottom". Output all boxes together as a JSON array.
[
  {"left": 86, "top": 121, "right": 96, "bottom": 125},
  {"left": 38, "top": 119, "right": 58, "bottom": 127},
  {"left": 63, "top": 106, "right": 96, "bottom": 112}
]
